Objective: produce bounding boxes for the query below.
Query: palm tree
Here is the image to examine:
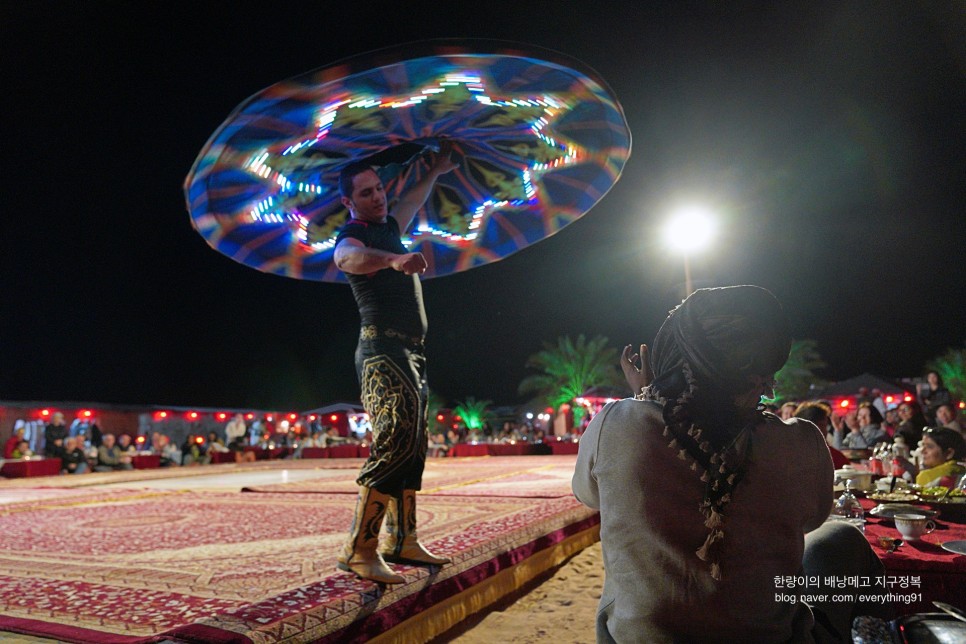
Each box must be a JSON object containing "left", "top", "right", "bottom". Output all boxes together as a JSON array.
[
  {"left": 771, "top": 339, "right": 827, "bottom": 403},
  {"left": 926, "top": 343, "right": 966, "bottom": 401},
  {"left": 426, "top": 389, "right": 448, "bottom": 435},
  {"left": 452, "top": 397, "right": 492, "bottom": 431},
  {"left": 518, "top": 335, "right": 624, "bottom": 417}
]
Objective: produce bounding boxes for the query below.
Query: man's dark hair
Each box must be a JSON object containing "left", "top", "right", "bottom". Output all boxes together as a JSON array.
[
  {"left": 794, "top": 402, "right": 830, "bottom": 426},
  {"left": 339, "top": 162, "right": 377, "bottom": 200}
]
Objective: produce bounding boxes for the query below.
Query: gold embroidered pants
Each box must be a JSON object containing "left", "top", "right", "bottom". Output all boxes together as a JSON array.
[{"left": 354, "top": 329, "right": 428, "bottom": 494}]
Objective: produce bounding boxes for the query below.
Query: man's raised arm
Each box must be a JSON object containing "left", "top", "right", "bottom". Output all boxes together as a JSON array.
[{"left": 390, "top": 141, "right": 458, "bottom": 233}]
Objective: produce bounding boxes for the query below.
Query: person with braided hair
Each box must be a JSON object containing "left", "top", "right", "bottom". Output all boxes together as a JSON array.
[{"left": 573, "top": 286, "right": 888, "bottom": 643}]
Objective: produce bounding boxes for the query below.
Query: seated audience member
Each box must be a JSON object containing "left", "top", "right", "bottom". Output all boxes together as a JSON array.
[
  {"left": 324, "top": 427, "right": 348, "bottom": 447},
  {"left": 914, "top": 427, "right": 966, "bottom": 488},
  {"left": 206, "top": 431, "right": 230, "bottom": 453},
  {"left": 44, "top": 412, "right": 68, "bottom": 456},
  {"left": 96, "top": 434, "right": 133, "bottom": 471},
  {"left": 827, "top": 407, "right": 860, "bottom": 449},
  {"left": 182, "top": 435, "right": 210, "bottom": 466},
  {"left": 573, "top": 286, "right": 889, "bottom": 643},
  {"left": 794, "top": 401, "right": 849, "bottom": 468},
  {"left": 841, "top": 403, "right": 888, "bottom": 449},
  {"left": 11, "top": 440, "right": 33, "bottom": 459},
  {"left": 158, "top": 435, "right": 181, "bottom": 467},
  {"left": 228, "top": 436, "right": 256, "bottom": 462},
  {"left": 225, "top": 413, "right": 247, "bottom": 445},
  {"left": 922, "top": 370, "right": 952, "bottom": 425},
  {"left": 61, "top": 436, "right": 89, "bottom": 474},
  {"left": 779, "top": 401, "right": 798, "bottom": 420},
  {"left": 117, "top": 434, "right": 138, "bottom": 457},
  {"left": 4, "top": 426, "right": 27, "bottom": 459},
  {"left": 895, "top": 401, "right": 927, "bottom": 446},
  {"left": 879, "top": 405, "right": 898, "bottom": 437},
  {"left": 935, "top": 403, "right": 963, "bottom": 434},
  {"left": 147, "top": 431, "right": 162, "bottom": 452}
]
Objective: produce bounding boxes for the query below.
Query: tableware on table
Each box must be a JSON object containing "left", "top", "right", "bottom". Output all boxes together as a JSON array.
[
  {"left": 941, "top": 540, "right": 966, "bottom": 556},
  {"left": 834, "top": 467, "right": 873, "bottom": 492},
  {"left": 831, "top": 479, "right": 866, "bottom": 531},
  {"left": 868, "top": 503, "right": 938, "bottom": 521},
  {"left": 876, "top": 536, "right": 903, "bottom": 552},
  {"left": 894, "top": 513, "right": 936, "bottom": 541},
  {"left": 875, "top": 475, "right": 909, "bottom": 493},
  {"left": 868, "top": 491, "right": 919, "bottom": 503}
]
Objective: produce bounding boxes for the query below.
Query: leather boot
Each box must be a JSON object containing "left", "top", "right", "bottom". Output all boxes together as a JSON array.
[
  {"left": 380, "top": 489, "right": 451, "bottom": 566},
  {"left": 336, "top": 487, "right": 405, "bottom": 584}
]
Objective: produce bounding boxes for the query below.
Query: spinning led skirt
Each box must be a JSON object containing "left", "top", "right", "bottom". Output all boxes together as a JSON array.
[{"left": 184, "top": 40, "right": 631, "bottom": 281}]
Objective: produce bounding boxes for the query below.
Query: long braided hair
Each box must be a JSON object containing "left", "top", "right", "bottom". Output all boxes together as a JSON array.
[{"left": 641, "top": 286, "right": 791, "bottom": 580}]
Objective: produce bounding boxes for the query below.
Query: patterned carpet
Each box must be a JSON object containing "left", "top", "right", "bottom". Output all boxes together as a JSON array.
[
  {"left": 0, "top": 455, "right": 598, "bottom": 643},
  {"left": 241, "top": 455, "right": 579, "bottom": 498}
]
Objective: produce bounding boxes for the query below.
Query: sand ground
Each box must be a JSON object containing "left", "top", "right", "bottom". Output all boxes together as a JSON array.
[{"left": 432, "top": 541, "right": 603, "bottom": 643}]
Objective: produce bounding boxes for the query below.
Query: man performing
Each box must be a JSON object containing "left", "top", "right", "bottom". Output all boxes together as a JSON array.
[{"left": 333, "top": 143, "right": 457, "bottom": 584}]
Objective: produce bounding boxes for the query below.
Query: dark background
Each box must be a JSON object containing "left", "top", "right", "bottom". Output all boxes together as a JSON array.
[{"left": 3, "top": 1, "right": 963, "bottom": 410}]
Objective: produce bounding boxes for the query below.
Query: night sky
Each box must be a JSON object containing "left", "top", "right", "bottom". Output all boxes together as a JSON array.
[{"left": 3, "top": 2, "right": 963, "bottom": 411}]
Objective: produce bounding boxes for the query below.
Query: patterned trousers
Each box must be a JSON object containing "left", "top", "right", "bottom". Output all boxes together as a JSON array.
[{"left": 354, "top": 329, "right": 428, "bottom": 494}]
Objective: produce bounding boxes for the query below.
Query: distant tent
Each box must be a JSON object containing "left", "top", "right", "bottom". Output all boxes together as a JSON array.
[
  {"left": 303, "top": 402, "right": 367, "bottom": 415},
  {"left": 814, "top": 373, "right": 914, "bottom": 398}
]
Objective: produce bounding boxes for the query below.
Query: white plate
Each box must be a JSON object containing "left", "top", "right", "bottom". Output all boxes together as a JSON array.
[
  {"left": 868, "top": 503, "right": 938, "bottom": 520},
  {"left": 941, "top": 540, "right": 966, "bottom": 556}
]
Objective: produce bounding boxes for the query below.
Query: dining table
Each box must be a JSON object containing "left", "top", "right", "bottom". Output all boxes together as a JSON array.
[
  {"left": 860, "top": 497, "right": 966, "bottom": 615},
  {"left": 0, "top": 458, "right": 62, "bottom": 478},
  {"left": 131, "top": 454, "right": 161, "bottom": 469}
]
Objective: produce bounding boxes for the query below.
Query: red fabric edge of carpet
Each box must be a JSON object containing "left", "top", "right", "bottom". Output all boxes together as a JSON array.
[
  {"left": 0, "top": 614, "right": 254, "bottom": 644},
  {"left": 319, "top": 511, "right": 602, "bottom": 644}
]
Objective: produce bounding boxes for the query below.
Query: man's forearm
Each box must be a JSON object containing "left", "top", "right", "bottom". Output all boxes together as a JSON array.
[
  {"left": 335, "top": 245, "right": 398, "bottom": 275},
  {"left": 391, "top": 167, "right": 446, "bottom": 231}
]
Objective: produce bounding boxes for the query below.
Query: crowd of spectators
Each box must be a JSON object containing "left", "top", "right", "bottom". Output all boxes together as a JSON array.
[
  {"left": 3, "top": 370, "right": 962, "bottom": 484},
  {"left": 778, "top": 370, "right": 965, "bottom": 489}
]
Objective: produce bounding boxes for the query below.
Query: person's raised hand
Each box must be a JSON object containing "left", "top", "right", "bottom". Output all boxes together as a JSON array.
[
  {"left": 622, "top": 343, "right": 654, "bottom": 396},
  {"left": 431, "top": 139, "right": 459, "bottom": 175}
]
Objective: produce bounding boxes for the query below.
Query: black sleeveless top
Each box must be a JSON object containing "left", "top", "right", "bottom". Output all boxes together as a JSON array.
[{"left": 335, "top": 217, "right": 427, "bottom": 337}]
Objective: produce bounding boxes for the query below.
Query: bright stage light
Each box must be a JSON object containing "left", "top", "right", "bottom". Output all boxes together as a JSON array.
[{"left": 664, "top": 205, "right": 716, "bottom": 254}]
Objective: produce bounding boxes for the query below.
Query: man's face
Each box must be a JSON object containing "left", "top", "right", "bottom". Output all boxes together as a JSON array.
[
  {"left": 927, "top": 372, "right": 939, "bottom": 388},
  {"left": 342, "top": 170, "right": 387, "bottom": 222},
  {"left": 936, "top": 405, "right": 954, "bottom": 425},
  {"left": 103, "top": 435, "right": 115, "bottom": 447},
  {"left": 898, "top": 404, "right": 914, "bottom": 420},
  {"left": 856, "top": 407, "right": 872, "bottom": 426}
]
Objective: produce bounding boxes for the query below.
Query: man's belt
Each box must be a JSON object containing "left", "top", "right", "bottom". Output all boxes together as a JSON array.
[{"left": 360, "top": 325, "right": 424, "bottom": 346}]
